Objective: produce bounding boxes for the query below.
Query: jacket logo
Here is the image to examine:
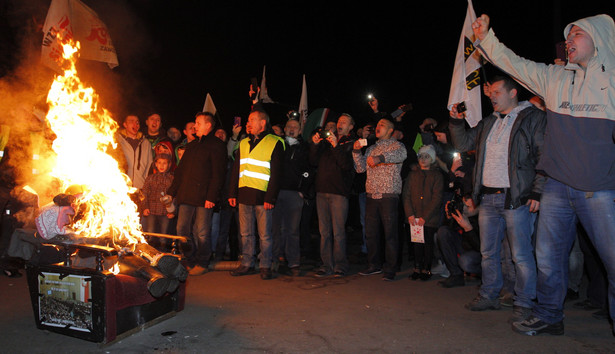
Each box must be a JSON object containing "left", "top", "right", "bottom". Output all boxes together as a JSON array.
[{"left": 559, "top": 101, "right": 606, "bottom": 112}]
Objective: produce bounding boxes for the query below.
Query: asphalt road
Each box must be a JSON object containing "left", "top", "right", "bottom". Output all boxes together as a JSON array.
[{"left": 1, "top": 255, "right": 614, "bottom": 353}]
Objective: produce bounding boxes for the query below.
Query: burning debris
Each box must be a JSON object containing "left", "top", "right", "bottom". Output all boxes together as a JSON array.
[{"left": 7, "top": 38, "right": 186, "bottom": 298}]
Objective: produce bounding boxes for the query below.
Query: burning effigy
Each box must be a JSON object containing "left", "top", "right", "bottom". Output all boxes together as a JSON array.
[{"left": 8, "top": 38, "right": 186, "bottom": 300}]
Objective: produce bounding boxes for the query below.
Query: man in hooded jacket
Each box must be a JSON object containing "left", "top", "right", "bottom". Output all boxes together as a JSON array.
[{"left": 472, "top": 13, "right": 615, "bottom": 336}]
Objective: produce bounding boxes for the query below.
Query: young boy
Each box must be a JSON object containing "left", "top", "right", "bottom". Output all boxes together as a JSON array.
[{"left": 142, "top": 153, "right": 175, "bottom": 243}]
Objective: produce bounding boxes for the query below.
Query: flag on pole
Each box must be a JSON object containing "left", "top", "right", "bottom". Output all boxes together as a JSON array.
[
  {"left": 447, "top": 0, "right": 482, "bottom": 128},
  {"left": 41, "top": 0, "right": 118, "bottom": 73},
  {"left": 202, "top": 93, "right": 217, "bottom": 115},
  {"left": 259, "top": 65, "right": 274, "bottom": 104},
  {"left": 302, "top": 108, "right": 330, "bottom": 142},
  {"left": 298, "top": 74, "right": 308, "bottom": 130}
]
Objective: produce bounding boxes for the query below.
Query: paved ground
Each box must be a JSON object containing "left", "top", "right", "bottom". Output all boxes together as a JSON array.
[{"left": 1, "top": 254, "right": 614, "bottom": 354}]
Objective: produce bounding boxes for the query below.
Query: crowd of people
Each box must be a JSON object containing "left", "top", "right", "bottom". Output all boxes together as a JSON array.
[{"left": 0, "top": 12, "right": 613, "bottom": 338}]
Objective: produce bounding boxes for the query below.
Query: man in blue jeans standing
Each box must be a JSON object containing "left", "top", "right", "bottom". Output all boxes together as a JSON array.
[
  {"left": 472, "top": 13, "right": 615, "bottom": 336},
  {"left": 228, "top": 109, "right": 284, "bottom": 280},
  {"left": 309, "top": 114, "right": 356, "bottom": 278},
  {"left": 449, "top": 75, "right": 546, "bottom": 324}
]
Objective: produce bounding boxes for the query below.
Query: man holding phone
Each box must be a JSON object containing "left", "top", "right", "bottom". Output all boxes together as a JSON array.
[
  {"left": 352, "top": 118, "right": 407, "bottom": 281},
  {"left": 309, "top": 114, "right": 356, "bottom": 277},
  {"left": 449, "top": 75, "right": 546, "bottom": 325}
]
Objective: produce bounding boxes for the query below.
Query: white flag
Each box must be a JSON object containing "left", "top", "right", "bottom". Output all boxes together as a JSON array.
[
  {"left": 259, "top": 65, "right": 275, "bottom": 103},
  {"left": 41, "top": 0, "right": 118, "bottom": 73},
  {"left": 447, "top": 0, "right": 482, "bottom": 128},
  {"left": 202, "top": 93, "right": 217, "bottom": 115},
  {"left": 298, "top": 74, "right": 308, "bottom": 129}
]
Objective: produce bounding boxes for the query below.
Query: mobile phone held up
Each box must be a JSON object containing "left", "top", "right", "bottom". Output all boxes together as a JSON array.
[
  {"left": 390, "top": 103, "right": 413, "bottom": 119},
  {"left": 234, "top": 116, "right": 241, "bottom": 127},
  {"left": 457, "top": 101, "right": 467, "bottom": 113},
  {"left": 555, "top": 41, "right": 567, "bottom": 62}
]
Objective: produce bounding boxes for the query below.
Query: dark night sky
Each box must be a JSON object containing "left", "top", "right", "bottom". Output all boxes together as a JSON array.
[{"left": 1, "top": 0, "right": 613, "bottom": 132}]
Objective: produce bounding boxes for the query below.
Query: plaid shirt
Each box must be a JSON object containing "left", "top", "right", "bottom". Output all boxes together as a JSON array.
[{"left": 142, "top": 171, "right": 174, "bottom": 215}]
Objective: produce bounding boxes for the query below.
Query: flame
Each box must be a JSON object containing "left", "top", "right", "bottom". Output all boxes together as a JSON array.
[
  {"left": 45, "top": 39, "right": 145, "bottom": 246},
  {"left": 110, "top": 262, "right": 120, "bottom": 275}
]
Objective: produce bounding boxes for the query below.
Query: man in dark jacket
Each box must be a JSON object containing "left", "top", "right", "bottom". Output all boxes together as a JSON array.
[
  {"left": 272, "top": 118, "right": 313, "bottom": 276},
  {"left": 166, "top": 112, "right": 227, "bottom": 276},
  {"left": 228, "top": 110, "right": 285, "bottom": 280},
  {"left": 449, "top": 75, "right": 546, "bottom": 324},
  {"left": 309, "top": 113, "right": 356, "bottom": 277}
]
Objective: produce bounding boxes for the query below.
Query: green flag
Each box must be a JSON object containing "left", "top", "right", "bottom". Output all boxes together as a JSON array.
[{"left": 412, "top": 133, "right": 423, "bottom": 154}]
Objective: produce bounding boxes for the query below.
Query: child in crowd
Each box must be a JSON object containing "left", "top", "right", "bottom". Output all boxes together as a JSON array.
[
  {"left": 142, "top": 153, "right": 175, "bottom": 245},
  {"left": 402, "top": 145, "right": 443, "bottom": 281}
]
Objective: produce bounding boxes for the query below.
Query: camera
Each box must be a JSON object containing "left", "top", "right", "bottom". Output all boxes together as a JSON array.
[
  {"left": 318, "top": 129, "right": 332, "bottom": 139},
  {"left": 423, "top": 124, "right": 435, "bottom": 133},
  {"left": 457, "top": 101, "right": 467, "bottom": 113},
  {"left": 446, "top": 194, "right": 465, "bottom": 218}
]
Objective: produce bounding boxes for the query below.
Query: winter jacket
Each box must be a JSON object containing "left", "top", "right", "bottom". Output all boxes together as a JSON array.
[
  {"left": 402, "top": 165, "right": 444, "bottom": 228},
  {"left": 309, "top": 134, "right": 356, "bottom": 197},
  {"left": 166, "top": 131, "right": 227, "bottom": 207},
  {"left": 280, "top": 136, "right": 314, "bottom": 196},
  {"left": 449, "top": 103, "right": 547, "bottom": 209},
  {"left": 476, "top": 14, "right": 615, "bottom": 191},
  {"left": 353, "top": 138, "right": 407, "bottom": 196},
  {"left": 116, "top": 130, "right": 153, "bottom": 189}
]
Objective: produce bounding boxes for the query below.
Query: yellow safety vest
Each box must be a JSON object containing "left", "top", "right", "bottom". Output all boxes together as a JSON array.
[{"left": 238, "top": 134, "right": 284, "bottom": 192}]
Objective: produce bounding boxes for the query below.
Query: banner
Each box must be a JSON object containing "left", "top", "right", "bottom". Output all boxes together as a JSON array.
[
  {"left": 447, "top": 0, "right": 482, "bottom": 128},
  {"left": 202, "top": 93, "right": 217, "bottom": 115},
  {"left": 302, "top": 108, "right": 330, "bottom": 142},
  {"left": 42, "top": 0, "right": 118, "bottom": 73},
  {"left": 259, "top": 65, "right": 274, "bottom": 103},
  {"left": 298, "top": 74, "right": 308, "bottom": 130}
]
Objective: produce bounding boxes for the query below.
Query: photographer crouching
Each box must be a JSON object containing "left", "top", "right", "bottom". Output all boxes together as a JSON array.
[{"left": 436, "top": 193, "right": 481, "bottom": 288}]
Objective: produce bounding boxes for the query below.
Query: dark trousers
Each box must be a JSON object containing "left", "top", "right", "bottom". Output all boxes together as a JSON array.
[{"left": 365, "top": 196, "right": 399, "bottom": 275}]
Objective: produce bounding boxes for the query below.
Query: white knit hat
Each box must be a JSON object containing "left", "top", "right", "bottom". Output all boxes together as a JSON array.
[{"left": 418, "top": 145, "right": 437, "bottom": 164}]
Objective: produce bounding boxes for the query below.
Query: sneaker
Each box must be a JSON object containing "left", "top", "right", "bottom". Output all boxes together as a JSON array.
[
  {"left": 359, "top": 267, "right": 382, "bottom": 276},
  {"left": 499, "top": 292, "right": 514, "bottom": 307},
  {"left": 508, "top": 305, "right": 533, "bottom": 324},
  {"left": 188, "top": 265, "right": 208, "bottom": 276},
  {"left": 382, "top": 273, "right": 395, "bottom": 281},
  {"left": 230, "top": 265, "right": 255, "bottom": 276},
  {"left": 438, "top": 275, "right": 465, "bottom": 288},
  {"left": 565, "top": 289, "right": 579, "bottom": 302},
  {"left": 333, "top": 271, "right": 345, "bottom": 278},
  {"left": 290, "top": 266, "right": 302, "bottom": 277},
  {"left": 431, "top": 260, "right": 449, "bottom": 278},
  {"left": 465, "top": 295, "right": 501, "bottom": 311},
  {"left": 260, "top": 268, "right": 272, "bottom": 280},
  {"left": 573, "top": 299, "right": 602, "bottom": 311},
  {"left": 512, "top": 315, "right": 564, "bottom": 336},
  {"left": 591, "top": 308, "right": 609, "bottom": 320},
  {"left": 313, "top": 268, "right": 332, "bottom": 278},
  {"left": 419, "top": 271, "right": 432, "bottom": 281}
]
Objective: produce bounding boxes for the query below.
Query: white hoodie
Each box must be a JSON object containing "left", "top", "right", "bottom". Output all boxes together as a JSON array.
[{"left": 477, "top": 14, "right": 615, "bottom": 191}]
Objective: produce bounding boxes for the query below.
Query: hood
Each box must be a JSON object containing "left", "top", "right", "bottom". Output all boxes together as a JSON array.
[
  {"left": 118, "top": 128, "right": 144, "bottom": 140},
  {"left": 564, "top": 14, "right": 615, "bottom": 71}
]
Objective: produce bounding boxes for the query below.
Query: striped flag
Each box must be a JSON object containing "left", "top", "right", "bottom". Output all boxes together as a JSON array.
[
  {"left": 447, "top": 0, "right": 482, "bottom": 128},
  {"left": 302, "top": 108, "right": 330, "bottom": 142},
  {"left": 41, "top": 0, "right": 118, "bottom": 73}
]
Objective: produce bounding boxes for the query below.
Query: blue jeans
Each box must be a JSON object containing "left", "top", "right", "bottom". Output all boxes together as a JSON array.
[
  {"left": 437, "top": 225, "right": 481, "bottom": 276},
  {"left": 238, "top": 204, "right": 273, "bottom": 269},
  {"left": 478, "top": 193, "right": 537, "bottom": 308},
  {"left": 272, "top": 190, "right": 304, "bottom": 268},
  {"left": 533, "top": 178, "right": 615, "bottom": 324},
  {"left": 365, "top": 196, "right": 399, "bottom": 274},
  {"left": 359, "top": 192, "right": 367, "bottom": 254},
  {"left": 176, "top": 204, "right": 213, "bottom": 267},
  {"left": 316, "top": 193, "right": 349, "bottom": 273}
]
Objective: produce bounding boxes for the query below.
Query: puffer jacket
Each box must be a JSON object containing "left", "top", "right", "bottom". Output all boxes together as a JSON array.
[
  {"left": 449, "top": 102, "right": 547, "bottom": 209},
  {"left": 477, "top": 14, "right": 615, "bottom": 191}
]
